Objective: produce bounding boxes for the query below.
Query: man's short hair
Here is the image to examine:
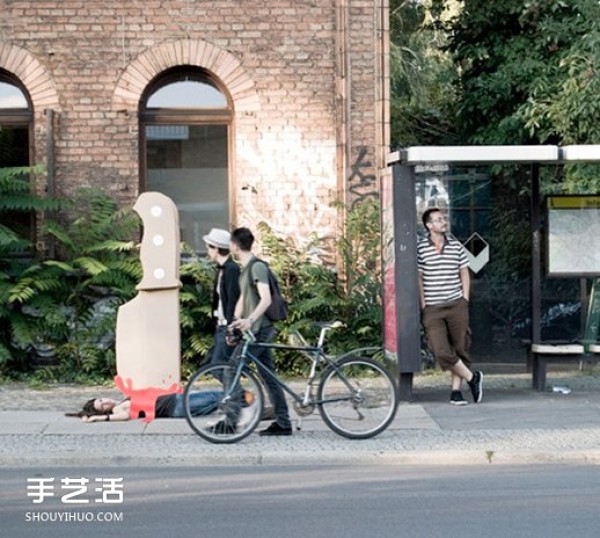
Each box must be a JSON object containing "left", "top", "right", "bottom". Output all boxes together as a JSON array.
[
  {"left": 422, "top": 207, "right": 441, "bottom": 228},
  {"left": 231, "top": 227, "right": 255, "bottom": 252}
]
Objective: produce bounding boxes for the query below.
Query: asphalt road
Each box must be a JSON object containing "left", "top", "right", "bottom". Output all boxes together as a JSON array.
[{"left": 2, "top": 464, "right": 600, "bottom": 538}]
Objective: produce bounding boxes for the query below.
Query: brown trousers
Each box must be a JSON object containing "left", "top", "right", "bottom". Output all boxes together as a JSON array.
[{"left": 422, "top": 297, "right": 471, "bottom": 370}]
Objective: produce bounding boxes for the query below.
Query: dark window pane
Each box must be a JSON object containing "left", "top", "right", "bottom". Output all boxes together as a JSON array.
[{"left": 0, "top": 125, "right": 32, "bottom": 245}]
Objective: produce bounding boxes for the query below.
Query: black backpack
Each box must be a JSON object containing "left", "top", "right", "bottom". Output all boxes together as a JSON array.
[{"left": 248, "top": 258, "right": 288, "bottom": 322}]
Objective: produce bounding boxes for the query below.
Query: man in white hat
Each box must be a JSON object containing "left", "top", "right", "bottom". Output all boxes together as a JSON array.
[{"left": 203, "top": 228, "right": 240, "bottom": 366}]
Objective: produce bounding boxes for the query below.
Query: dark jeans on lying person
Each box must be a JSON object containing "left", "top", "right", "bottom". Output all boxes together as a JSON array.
[{"left": 158, "top": 392, "right": 221, "bottom": 418}]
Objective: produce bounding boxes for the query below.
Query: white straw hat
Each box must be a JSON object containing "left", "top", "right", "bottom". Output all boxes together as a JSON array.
[{"left": 203, "top": 228, "right": 231, "bottom": 249}]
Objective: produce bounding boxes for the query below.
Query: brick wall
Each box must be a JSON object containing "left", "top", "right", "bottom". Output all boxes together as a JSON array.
[{"left": 0, "top": 0, "right": 388, "bottom": 250}]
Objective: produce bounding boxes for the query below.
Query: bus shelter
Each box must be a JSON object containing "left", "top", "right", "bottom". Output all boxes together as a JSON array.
[{"left": 384, "top": 145, "right": 600, "bottom": 401}]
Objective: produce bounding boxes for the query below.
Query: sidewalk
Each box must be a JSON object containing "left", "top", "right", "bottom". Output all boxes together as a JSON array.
[{"left": 2, "top": 364, "right": 600, "bottom": 467}]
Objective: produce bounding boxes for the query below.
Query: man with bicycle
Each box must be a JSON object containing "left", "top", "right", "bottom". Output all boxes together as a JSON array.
[{"left": 228, "top": 227, "right": 293, "bottom": 436}]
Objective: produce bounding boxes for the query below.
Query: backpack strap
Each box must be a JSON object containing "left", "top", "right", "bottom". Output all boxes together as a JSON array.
[{"left": 247, "top": 257, "right": 264, "bottom": 300}]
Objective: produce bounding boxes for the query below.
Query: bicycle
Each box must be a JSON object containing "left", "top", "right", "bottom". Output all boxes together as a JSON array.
[{"left": 183, "top": 321, "right": 398, "bottom": 444}]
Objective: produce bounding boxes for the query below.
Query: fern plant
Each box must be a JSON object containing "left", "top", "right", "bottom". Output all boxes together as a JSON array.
[
  {"left": 0, "top": 166, "right": 62, "bottom": 373},
  {"left": 179, "top": 246, "right": 215, "bottom": 377},
  {"left": 0, "top": 165, "right": 61, "bottom": 255},
  {"left": 1, "top": 180, "right": 384, "bottom": 382},
  {"left": 7, "top": 188, "right": 142, "bottom": 381}
]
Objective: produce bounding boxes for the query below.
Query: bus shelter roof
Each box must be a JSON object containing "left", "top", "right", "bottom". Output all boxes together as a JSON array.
[{"left": 387, "top": 145, "right": 600, "bottom": 166}]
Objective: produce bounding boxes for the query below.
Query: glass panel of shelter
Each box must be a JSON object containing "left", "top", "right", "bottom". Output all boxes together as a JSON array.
[
  {"left": 414, "top": 162, "right": 594, "bottom": 364},
  {"left": 415, "top": 164, "right": 589, "bottom": 362}
]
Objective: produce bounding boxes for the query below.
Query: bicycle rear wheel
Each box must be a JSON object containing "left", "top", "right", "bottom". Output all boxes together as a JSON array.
[
  {"left": 318, "top": 356, "right": 397, "bottom": 439},
  {"left": 184, "top": 363, "right": 264, "bottom": 444}
]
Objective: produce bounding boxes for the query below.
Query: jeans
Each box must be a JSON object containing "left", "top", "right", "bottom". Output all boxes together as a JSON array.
[
  {"left": 251, "top": 326, "right": 291, "bottom": 429},
  {"left": 207, "top": 326, "right": 235, "bottom": 366},
  {"left": 172, "top": 391, "right": 221, "bottom": 417}
]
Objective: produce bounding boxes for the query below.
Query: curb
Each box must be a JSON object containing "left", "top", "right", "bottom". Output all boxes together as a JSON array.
[{"left": 3, "top": 449, "right": 600, "bottom": 468}]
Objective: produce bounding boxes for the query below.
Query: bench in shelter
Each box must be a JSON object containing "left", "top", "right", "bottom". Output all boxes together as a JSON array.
[{"left": 530, "top": 279, "right": 600, "bottom": 391}]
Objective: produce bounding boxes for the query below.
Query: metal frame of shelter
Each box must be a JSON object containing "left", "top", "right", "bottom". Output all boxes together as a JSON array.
[{"left": 385, "top": 145, "right": 600, "bottom": 401}]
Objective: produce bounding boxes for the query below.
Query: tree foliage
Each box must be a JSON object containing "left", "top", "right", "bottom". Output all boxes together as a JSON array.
[
  {"left": 389, "top": 0, "right": 460, "bottom": 147},
  {"left": 437, "top": 0, "right": 600, "bottom": 157}
]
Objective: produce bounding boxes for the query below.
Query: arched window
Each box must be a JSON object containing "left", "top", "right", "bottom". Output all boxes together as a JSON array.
[
  {"left": 0, "top": 72, "right": 33, "bottom": 244},
  {"left": 0, "top": 73, "right": 31, "bottom": 167},
  {"left": 140, "top": 69, "right": 233, "bottom": 254}
]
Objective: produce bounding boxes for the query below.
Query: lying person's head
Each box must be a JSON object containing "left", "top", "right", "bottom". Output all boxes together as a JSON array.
[{"left": 65, "top": 397, "right": 118, "bottom": 418}]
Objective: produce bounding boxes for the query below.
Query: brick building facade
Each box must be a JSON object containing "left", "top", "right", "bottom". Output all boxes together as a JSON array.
[{"left": 0, "top": 0, "right": 389, "bottom": 255}]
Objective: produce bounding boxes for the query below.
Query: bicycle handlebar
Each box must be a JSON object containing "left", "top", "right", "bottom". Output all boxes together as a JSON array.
[
  {"left": 242, "top": 329, "right": 257, "bottom": 343},
  {"left": 237, "top": 320, "right": 344, "bottom": 348}
]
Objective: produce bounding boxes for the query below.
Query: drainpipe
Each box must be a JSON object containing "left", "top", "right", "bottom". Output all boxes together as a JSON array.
[{"left": 45, "top": 108, "right": 56, "bottom": 258}]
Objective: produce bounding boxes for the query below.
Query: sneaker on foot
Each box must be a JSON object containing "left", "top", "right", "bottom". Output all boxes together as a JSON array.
[
  {"left": 468, "top": 370, "right": 483, "bottom": 403},
  {"left": 258, "top": 421, "right": 292, "bottom": 436},
  {"left": 450, "top": 390, "right": 468, "bottom": 406}
]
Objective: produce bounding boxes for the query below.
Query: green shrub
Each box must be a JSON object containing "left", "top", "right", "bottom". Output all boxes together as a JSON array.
[
  {"left": 0, "top": 166, "right": 61, "bottom": 375},
  {"left": 4, "top": 188, "right": 141, "bottom": 382},
  {"left": 258, "top": 199, "right": 383, "bottom": 375},
  {"left": 1, "top": 189, "right": 384, "bottom": 383},
  {"left": 179, "top": 247, "right": 215, "bottom": 378}
]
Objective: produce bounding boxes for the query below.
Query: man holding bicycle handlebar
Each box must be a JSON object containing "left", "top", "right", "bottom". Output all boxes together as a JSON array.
[{"left": 229, "top": 227, "right": 293, "bottom": 436}]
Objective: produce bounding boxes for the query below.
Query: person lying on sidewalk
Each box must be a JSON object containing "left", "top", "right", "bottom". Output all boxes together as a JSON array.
[{"left": 66, "top": 390, "right": 255, "bottom": 423}]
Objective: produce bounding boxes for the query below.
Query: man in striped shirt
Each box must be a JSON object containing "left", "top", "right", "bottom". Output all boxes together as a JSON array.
[{"left": 417, "top": 207, "right": 483, "bottom": 405}]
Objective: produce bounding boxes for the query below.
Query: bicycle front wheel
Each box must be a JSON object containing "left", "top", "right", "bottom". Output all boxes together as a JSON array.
[
  {"left": 184, "top": 363, "right": 264, "bottom": 444},
  {"left": 318, "top": 356, "right": 398, "bottom": 439}
]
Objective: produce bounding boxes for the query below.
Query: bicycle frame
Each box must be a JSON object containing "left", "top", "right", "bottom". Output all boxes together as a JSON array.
[
  {"left": 184, "top": 325, "right": 399, "bottom": 442},
  {"left": 225, "top": 333, "right": 365, "bottom": 408}
]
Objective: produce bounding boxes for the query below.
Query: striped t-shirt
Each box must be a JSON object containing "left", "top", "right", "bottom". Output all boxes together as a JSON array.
[{"left": 417, "top": 234, "right": 469, "bottom": 306}]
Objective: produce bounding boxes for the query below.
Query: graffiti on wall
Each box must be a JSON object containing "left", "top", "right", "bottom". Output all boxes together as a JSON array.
[
  {"left": 235, "top": 138, "right": 379, "bottom": 246},
  {"left": 348, "top": 146, "right": 378, "bottom": 208}
]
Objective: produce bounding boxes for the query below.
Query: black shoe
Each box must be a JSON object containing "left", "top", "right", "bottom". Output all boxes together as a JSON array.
[
  {"left": 258, "top": 421, "right": 292, "bottom": 436},
  {"left": 468, "top": 371, "right": 483, "bottom": 403},
  {"left": 450, "top": 390, "right": 468, "bottom": 406},
  {"left": 207, "top": 421, "right": 235, "bottom": 435}
]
